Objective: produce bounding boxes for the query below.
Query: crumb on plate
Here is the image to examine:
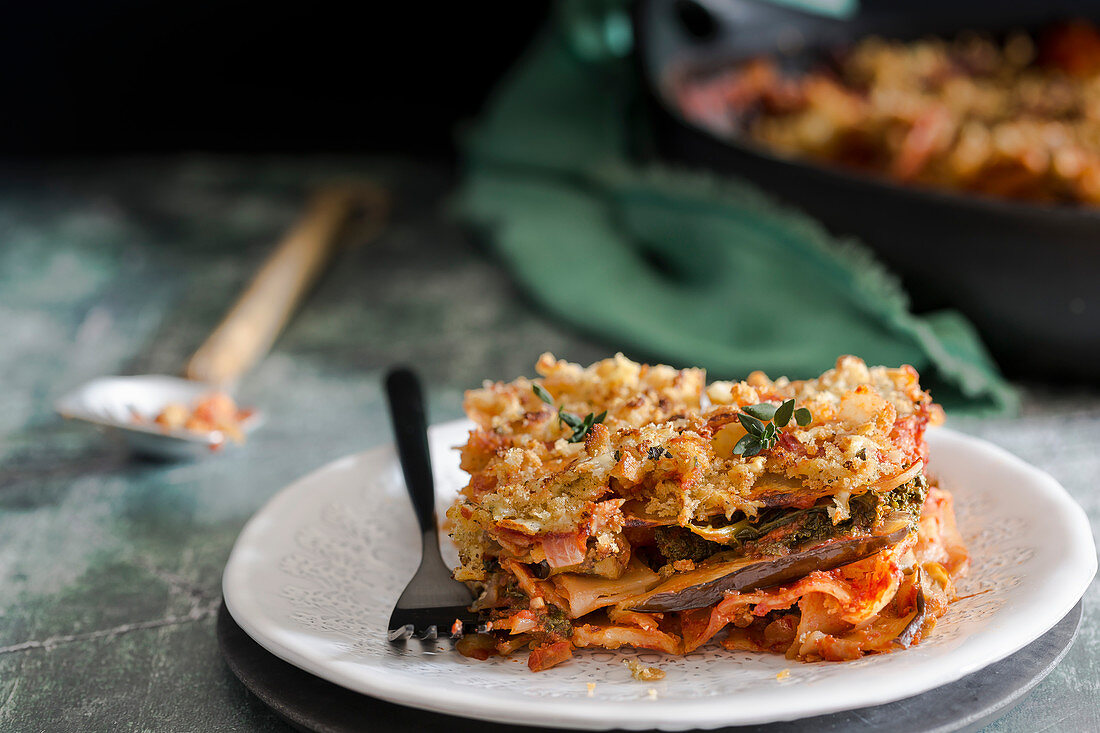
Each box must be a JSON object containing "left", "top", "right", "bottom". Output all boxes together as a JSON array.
[{"left": 624, "top": 658, "right": 666, "bottom": 682}]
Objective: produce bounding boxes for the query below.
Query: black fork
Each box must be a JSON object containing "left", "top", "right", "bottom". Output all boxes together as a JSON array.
[{"left": 384, "top": 368, "right": 477, "bottom": 643}]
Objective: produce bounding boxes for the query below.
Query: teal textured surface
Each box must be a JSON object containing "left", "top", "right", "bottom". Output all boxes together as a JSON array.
[{"left": 0, "top": 159, "right": 1095, "bottom": 731}]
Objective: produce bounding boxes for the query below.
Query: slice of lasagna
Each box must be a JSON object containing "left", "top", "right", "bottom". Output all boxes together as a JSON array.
[{"left": 448, "top": 354, "right": 969, "bottom": 671}]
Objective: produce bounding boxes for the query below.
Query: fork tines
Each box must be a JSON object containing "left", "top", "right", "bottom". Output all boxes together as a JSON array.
[
  {"left": 387, "top": 605, "right": 482, "bottom": 643},
  {"left": 384, "top": 368, "right": 481, "bottom": 647}
]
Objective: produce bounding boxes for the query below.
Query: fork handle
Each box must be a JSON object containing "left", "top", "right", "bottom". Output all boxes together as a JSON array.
[{"left": 384, "top": 368, "right": 436, "bottom": 534}]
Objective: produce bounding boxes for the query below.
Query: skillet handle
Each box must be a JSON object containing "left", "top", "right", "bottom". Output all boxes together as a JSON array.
[{"left": 384, "top": 368, "right": 437, "bottom": 534}]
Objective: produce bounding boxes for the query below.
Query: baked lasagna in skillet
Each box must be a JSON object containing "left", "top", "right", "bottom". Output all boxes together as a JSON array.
[
  {"left": 448, "top": 354, "right": 968, "bottom": 671},
  {"left": 678, "top": 21, "right": 1100, "bottom": 205}
]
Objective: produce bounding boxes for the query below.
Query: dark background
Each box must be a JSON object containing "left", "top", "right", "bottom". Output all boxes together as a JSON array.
[{"left": 2, "top": 1, "right": 552, "bottom": 156}]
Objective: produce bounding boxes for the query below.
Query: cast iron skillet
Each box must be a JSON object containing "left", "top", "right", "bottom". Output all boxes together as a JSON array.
[{"left": 636, "top": 0, "right": 1100, "bottom": 380}]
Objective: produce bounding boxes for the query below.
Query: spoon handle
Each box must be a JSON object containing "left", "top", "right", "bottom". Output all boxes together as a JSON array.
[{"left": 185, "top": 182, "right": 389, "bottom": 386}]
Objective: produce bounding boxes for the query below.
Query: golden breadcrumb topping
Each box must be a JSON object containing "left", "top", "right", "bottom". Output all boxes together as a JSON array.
[{"left": 448, "top": 354, "right": 940, "bottom": 582}]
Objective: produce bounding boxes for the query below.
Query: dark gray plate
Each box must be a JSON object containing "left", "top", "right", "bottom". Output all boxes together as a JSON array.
[{"left": 217, "top": 601, "right": 1082, "bottom": 733}]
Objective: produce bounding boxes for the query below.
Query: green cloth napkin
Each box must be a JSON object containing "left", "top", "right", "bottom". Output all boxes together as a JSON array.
[{"left": 457, "top": 24, "right": 1018, "bottom": 415}]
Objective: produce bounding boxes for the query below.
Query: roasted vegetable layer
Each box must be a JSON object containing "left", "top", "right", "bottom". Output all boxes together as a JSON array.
[{"left": 659, "top": 474, "right": 928, "bottom": 565}]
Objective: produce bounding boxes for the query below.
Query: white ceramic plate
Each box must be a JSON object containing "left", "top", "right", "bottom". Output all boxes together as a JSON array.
[{"left": 222, "top": 420, "right": 1095, "bottom": 730}]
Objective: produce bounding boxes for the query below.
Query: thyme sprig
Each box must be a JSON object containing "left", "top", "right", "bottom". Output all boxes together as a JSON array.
[
  {"left": 532, "top": 383, "right": 607, "bottom": 443},
  {"left": 733, "top": 399, "right": 811, "bottom": 457}
]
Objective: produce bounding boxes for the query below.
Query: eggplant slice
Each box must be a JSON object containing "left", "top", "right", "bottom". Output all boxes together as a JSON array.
[
  {"left": 894, "top": 575, "right": 927, "bottom": 649},
  {"left": 630, "top": 513, "right": 912, "bottom": 612}
]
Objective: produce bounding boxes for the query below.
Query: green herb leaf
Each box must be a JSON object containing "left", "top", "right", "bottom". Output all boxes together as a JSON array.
[
  {"left": 732, "top": 434, "right": 757, "bottom": 456},
  {"left": 567, "top": 411, "right": 607, "bottom": 443},
  {"left": 773, "top": 399, "right": 795, "bottom": 427},
  {"left": 537, "top": 387, "right": 609, "bottom": 444},
  {"left": 532, "top": 383, "right": 554, "bottom": 405},
  {"left": 740, "top": 437, "right": 764, "bottom": 457},
  {"left": 559, "top": 411, "right": 583, "bottom": 429},
  {"left": 738, "top": 413, "right": 766, "bottom": 436},
  {"left": 730, "top": 400, "right": 811, "bottom": 459},
  {"left": 568, "top": 413, "right": 596, "bottom": 443},
  {"left": 742, "top": 403, "right": 777, "bottom": 421}
]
